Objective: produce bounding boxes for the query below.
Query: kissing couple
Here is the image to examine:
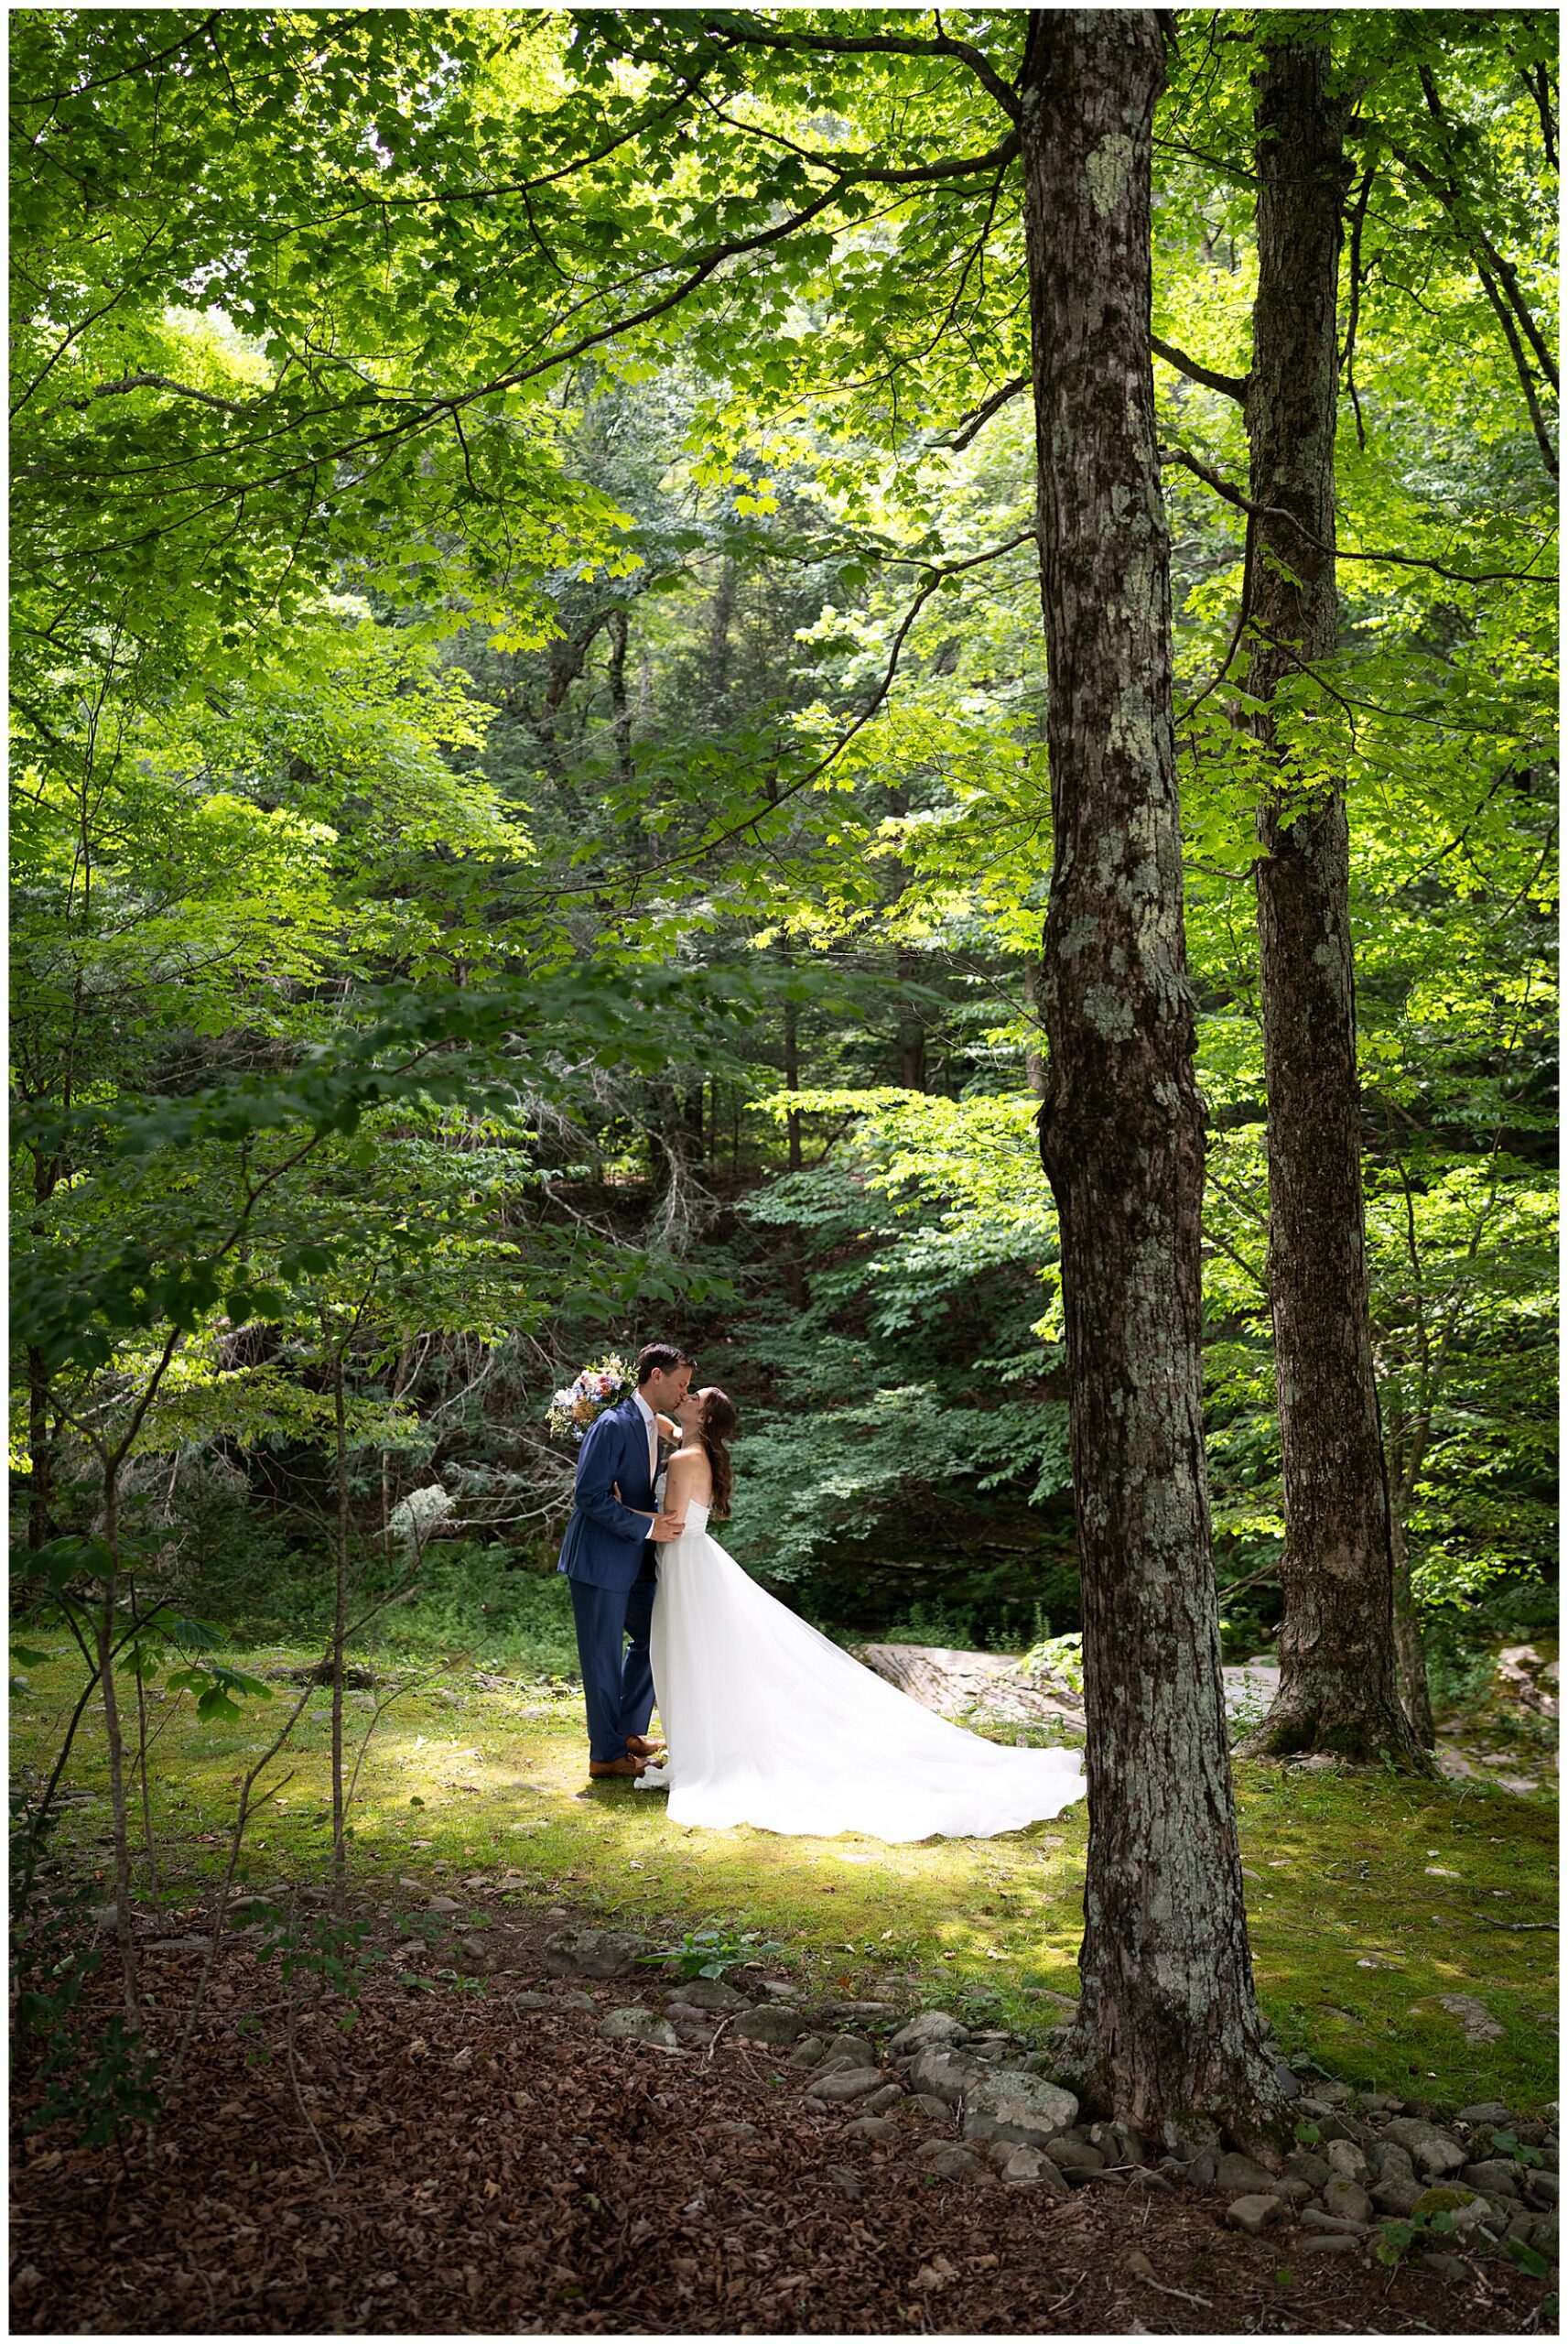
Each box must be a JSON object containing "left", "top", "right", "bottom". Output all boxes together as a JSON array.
[{"left": 557, "top": 1340, "right": 1087, "bottom": 1842}]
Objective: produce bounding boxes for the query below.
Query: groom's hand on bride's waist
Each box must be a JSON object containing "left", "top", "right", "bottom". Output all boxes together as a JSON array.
[{"left": 649, "top": 1509, "right": 687, "bottom": 1543}]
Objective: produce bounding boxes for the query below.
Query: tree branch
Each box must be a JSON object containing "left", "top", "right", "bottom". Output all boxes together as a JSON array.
[
  {"left": 1160, "top": 441, "right": 1558, "bottom": 583},
  {"left": 698, "top": 10, "right": 1022, "bottom": 125},
  {"left": 1152, "top": 334, "right": 1249, "bottom": 404}
]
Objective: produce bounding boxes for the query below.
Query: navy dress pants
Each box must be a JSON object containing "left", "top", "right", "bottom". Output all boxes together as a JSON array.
[{"left": 569, "top": 1547, "right": 657, "bottom": 1763}]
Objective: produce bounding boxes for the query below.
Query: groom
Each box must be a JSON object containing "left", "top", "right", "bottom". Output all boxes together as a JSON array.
[{"left": 557, "top": 1341, "right": 692, "bottom": 1778}]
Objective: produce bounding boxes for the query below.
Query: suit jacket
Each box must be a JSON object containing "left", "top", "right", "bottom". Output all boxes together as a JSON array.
[{"left": 557, "top": 1395, "right": 658, "bottom": 1591}]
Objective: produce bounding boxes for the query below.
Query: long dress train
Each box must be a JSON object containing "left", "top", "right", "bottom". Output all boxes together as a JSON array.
[{"left": 638, "top": 1502, "right": 1087, "bottom": 1841}]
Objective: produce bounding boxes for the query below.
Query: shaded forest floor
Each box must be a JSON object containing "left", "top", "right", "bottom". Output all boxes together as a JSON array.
[{"left": 11, "top": 1906, "right": 1553, "bottom": 2338}]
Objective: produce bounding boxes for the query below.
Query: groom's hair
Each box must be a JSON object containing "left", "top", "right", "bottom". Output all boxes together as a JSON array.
[{"left": 635, "top": 1340, "right": 690, "bottom": 1385}]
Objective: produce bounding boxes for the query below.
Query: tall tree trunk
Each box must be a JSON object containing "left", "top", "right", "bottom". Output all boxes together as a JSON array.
[
  {"left": 26, "top": 1343, "right": 54, "bottom": 1549},
  {"left": 96, "top": 1462, "right": 142, "bottom": 2034},
  {"left": 1235, "top": 28, "right": 1429, "bottom": 1770},
  {"left": 330, "top": 1355, "right": 350, "bottom": 1913},
  {"left": 606, "top": 604, "right": 634, "bottom": 785},
  {"left": 1390, "top": 1511, "right": 1436, "bottom": 1746},
  {"left": 1023, "top": 8, "right": 1279, "bottom": 2142}
]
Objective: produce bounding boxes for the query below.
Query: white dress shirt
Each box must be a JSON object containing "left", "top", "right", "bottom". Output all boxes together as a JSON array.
[{"left": 633, "top": 1388, "right": 659, "bottom": 1492}]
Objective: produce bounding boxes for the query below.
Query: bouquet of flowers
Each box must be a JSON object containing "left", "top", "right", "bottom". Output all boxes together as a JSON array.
[{"left": 547, "top": 1355, "right": 633, "bottom": 1444}]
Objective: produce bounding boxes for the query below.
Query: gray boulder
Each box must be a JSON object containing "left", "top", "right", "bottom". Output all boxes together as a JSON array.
[
  {"left": 1463, "top": 2158, "right": 1522, "bottom": 2198},
  {"left": 843, "top": 2115, "right": 900, "bottom": 2143},
  {"left": 1370, "top": 2176, "right": 1424, "bottom": 2217},
  {"left": 1381, "top": 2118, "right": 1466, "bottom": 2177},
  {"left": 543, "top": 1925, "right": 653, "bottom": 1980},
  {"left": 788, "top": 2035, "right": 828, "bottom": 2068},
  {"left": 599, "top": 2007, "right": 677, "bottom": 2048},
  {"left": 731, "top": 2004, "right": 806, "bottom": 2046},
  {"left": 1051, "top": 2137, "right": 1107, "bottom": 2179},
  {"left": 889, "top": 2011, "right": 969, "bottom": 2056},
  {"left": 1457, "top": 2100, "right": 1513, "bottom": 2127},
  {"left": 1216, "top": 2152, "right": 1278, "bottom": 2194},
  {"left": 806, "top": 2066, "right": 886, "bottom": 2103},
  {"left": 673, "top": 1976, "right": 750, "bottom": 2013},
  {"left": 862, "top": 2082, "right": 905, "bottom": 2115},
  {"left": 960, "top": 2069, "right": 1078, "bottom": 2150},
  {"left": 1283, "top": 2149, "right": 1333, "bottom": 2187},
  {"left": 998, "top": 2146, "right": 1069, "bottom": 2191},
  {"left": 907, "top": 2048, "right": 975, "bottom": 2107},
  {"left": 1322, "top": 2176, "right": 1374, "bottom": 2224},
  {"left": 911, "top": 2140, "right": 987, "bottom": 2182},
  {"left": 1226, "top": 2194, "right": 1283, "bottom": 2236}
]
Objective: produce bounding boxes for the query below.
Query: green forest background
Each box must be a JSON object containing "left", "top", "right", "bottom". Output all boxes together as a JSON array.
[{"left": 12, "top": 7, "right": 1556, "bottom": 1708}]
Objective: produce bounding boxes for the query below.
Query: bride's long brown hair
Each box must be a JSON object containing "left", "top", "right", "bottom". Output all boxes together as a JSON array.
[{"left": 697, "top": 1387, "right": 737, "bottom": 1520}]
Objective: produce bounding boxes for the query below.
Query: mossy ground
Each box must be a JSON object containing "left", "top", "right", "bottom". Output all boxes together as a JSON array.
[{"left": 13, "top": 1644, "right": 1558, "bottom": 2118}]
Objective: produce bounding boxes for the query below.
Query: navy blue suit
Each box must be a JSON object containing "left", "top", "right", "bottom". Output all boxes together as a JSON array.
[{"left": 557, "top": 1396, "right": 659, "bottom": 1763}]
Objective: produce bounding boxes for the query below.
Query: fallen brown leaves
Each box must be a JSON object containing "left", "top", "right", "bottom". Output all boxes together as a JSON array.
[{"left": 9, "top": 1927, "right": 1548, "bottom": 2336}]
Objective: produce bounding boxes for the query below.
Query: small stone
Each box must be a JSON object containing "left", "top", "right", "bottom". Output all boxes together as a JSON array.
[
  {"left": 1051, "top": 2138, "right": 1107, "bottom": 2179},
  {"left": 708, "top": 2120, "right": 757, "bottom": 2141},
  {"left": 824, "top": 2032, "right": 879, "bottom": 2066},
  {"left": 1300, "top": 2233, "right": 1358, "bottom": 2257},
  {"left": 1226, "top": 2194, "right": 1283, "bottom": 2236},
  {"left": 1325, "top": 2139, "right": 1370, "bottom": 2183},
  {"left": 962, "top": 2069, "right": 1079, "bottom": 2150},
  {"left": 1284, "top": 2149, "right": 1334, "bottom": 2187},
  {"left": 1438, "top": 1992, "right": 1504, "bottom": 2045},
  {"left": 552, "top": 1989, "right": 595, "bottom": 2011},
  {"left": 1087, "top": 2120, "right": 1147, "bottom": 2167},
  {"left": 1418, "top": 2252, "right": 1470, "bottom": 2281},
  {"left": 826, "top": 2165, "right": 864, "bottom": 2200},
  {"left": 1382, "top": 2119, "right": 1467, "bottom": 2177},
  {"left": 673, "top": 1976, "right": 750, "bottom": 2013},
  {"left": 1125, "top": 2250, "right": 1155, "bottom": 2280},
  {"left": 908, "top": 2093, "right": 952, "bottom": 2122},
  {"left": 509, "top": 1991, "right": 553, "bottom": 2013},
  {"left": 1000, "top": 2146, "right": 1068, "bottom": 2192},
  {"left": 889, "top": 2011, "right": 969, "bottom": 2056},
  {"left": 427, "top": 1894, "right": 461, "bottom": 1915},
  {"left": 1322, "top": 2177, "right": 1374, "bottom": 2224},
  {"left": 1370, "top": 2176, "right": 1424, "bottom": 2217},
  {"left": 543, "top": 1926, "right": 653, "bottom": 1980},
  {"left": 1411, "top": 2184, "right": 1489, "bottom": 2233},
  {"left": 843, "top": 2115, "right": 900, "bottom": 2143},
  {"left": 599, "top": 2007, "right": 678, "bottom": 2048},
  {"left": 1527, "top": 2171, "right": 1559, "bottom": 2209},
  {"left": 905, "top": 2047, "right": 974, "bottom": 2105},
  {"left": 862, "top": 2082, "right": 905, "bottom": 2115},
  {"left": 911, "top": 2142, "right": 986, "bottom": 2182},
  {"left": 1456, "top": 2100, "right": 1513, "bottom": 2127},
  {"left": 1370, "top": 2142, "right": 1417, "bottom": 2185},
  {"left": 788, "top": 2035, "right": 828, "bottom": 2068},
  {"left": 806, "top": 2067, "right": 886, "bottom": 2103},
  {"left": 1463, "top": 2159, "right": 1522, "bottom": 2198},
  {"left": 1302, "top": 2206, "right": 1369, "bottom": 2236},
  {"left": 1217, "top": 2152, "right": 1278, "bottom": 2194},
  {"left": 730, "top": 2005, "right": 806, "bottom": 2046}
]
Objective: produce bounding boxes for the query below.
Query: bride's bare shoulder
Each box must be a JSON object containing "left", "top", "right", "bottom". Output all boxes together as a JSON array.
[{"left": 665, "top": 1445, "right": 712, "bottom": 1492}]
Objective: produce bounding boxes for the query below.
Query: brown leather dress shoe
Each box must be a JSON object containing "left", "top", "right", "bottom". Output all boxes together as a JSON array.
[
  {"left": 588, "top": 1754, "right": 646, "bottom": 1780},
  {"left": 625, "top": 1735, "right": 665, "bottom": 1760}
]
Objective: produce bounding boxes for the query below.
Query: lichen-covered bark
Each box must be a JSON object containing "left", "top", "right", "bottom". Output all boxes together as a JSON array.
[
  {"left": 1022, "top": 10, "right": 1279, "bottom": 2144},
  {"left": 1237, "top": 32, "right": 1430, "bottom": 1771}
]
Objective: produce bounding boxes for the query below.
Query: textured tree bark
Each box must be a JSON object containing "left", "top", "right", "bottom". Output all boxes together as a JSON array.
[
  {"left": 1235, "top": 30, "right": 1430, "bottom": 1770},
  {"left": 1022, "top": 9, "right": 1279, "bottom": 2143}
]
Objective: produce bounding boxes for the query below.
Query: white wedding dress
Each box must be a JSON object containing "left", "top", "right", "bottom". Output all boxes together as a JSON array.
[{"left": 637, "top": 1501, "right": 1087, "bottom": 1840}]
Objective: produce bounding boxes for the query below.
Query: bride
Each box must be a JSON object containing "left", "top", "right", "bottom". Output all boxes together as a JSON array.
[{"left": 637, "top": 1386, "right": 1087, "bottom": 1841}]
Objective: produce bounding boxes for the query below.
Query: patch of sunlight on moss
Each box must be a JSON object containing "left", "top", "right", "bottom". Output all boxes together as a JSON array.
[{"left": 12, "top": 1646, "right": 1556, "bottom": 2113}]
